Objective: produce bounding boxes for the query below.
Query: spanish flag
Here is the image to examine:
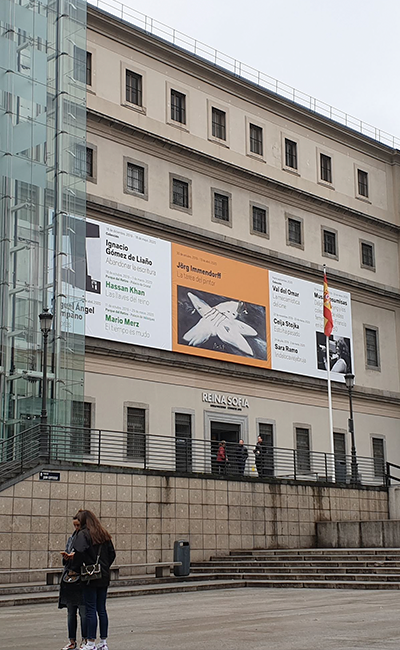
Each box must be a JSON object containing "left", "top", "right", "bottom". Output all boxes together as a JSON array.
[{"left": 323, "top": 269, "right": 334, "bottom": 337}]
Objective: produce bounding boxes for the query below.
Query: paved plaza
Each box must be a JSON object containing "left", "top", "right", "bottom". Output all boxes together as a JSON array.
[{"left": 2, "top": 587, "right": 400, "bottom": 650}]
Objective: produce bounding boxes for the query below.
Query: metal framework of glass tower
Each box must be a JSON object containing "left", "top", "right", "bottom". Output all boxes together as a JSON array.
[{"left": 0, "top": 0, "right": 87, "bottom": 440}]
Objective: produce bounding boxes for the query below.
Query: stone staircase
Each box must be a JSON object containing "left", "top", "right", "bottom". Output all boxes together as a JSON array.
[
  {"left": 3, "top": 548, "right": 400, "bottom": 606},
  {"left": 190, "top": 548, "right": 400, "bottom": 589}
]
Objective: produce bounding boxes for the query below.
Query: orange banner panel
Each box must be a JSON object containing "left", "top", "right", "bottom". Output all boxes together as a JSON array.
[{"left": 172, "top": 243, "right": 271, "bottom": 368}]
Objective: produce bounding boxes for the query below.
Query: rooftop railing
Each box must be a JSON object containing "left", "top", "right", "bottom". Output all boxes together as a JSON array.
[
  {"left": 0, "top": 424, "right": 387, "bottom": 489},
  {"left": 88, "top": 0, "right": 400, "bottom": 150}
]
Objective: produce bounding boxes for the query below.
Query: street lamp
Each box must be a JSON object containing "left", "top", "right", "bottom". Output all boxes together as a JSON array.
[
  {"left": 344, "top": 372, "right": 358, "bottom": 484},
  {"left": 39, "top": 309, "right": 53, "bottom": 458}
]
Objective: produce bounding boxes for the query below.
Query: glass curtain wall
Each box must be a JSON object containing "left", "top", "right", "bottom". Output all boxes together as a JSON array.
[{"left": 0, "top": 0, "right": 86, "bottom": 445}]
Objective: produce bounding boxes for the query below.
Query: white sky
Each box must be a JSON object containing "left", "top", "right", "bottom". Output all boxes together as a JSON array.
[{"left": 98, "top": 0, "right": 400, "bottom": 142}]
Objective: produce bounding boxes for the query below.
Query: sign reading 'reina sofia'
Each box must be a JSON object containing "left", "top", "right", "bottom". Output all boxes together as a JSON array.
[
  {"left": 80, "top": 219, "right": 353, "bottom": 383},
  {"left": 202, "top": 392, "right": 250, "bottom": 410}
]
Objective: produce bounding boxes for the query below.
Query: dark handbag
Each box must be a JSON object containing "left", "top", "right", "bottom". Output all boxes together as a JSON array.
[
  {"left": 80, "top": 546, "right": 102, "bottom": 583},
  {"left": 63, "top": 570, "right": 80, "bottom": 584}
]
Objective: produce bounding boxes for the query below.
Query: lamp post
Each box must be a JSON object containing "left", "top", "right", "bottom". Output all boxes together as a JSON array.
[
  {"left": 344, "top": 372, "right": 358, "bottom": 484},
  {"left": 39, "top": 308, "right": 53, "bottom": 459}
]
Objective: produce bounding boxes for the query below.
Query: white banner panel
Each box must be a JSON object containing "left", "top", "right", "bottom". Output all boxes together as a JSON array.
[
  {"left": 270, "top": 271, "right": 353, "bottom": 381},
  {"left": 85, "top": 219, "right": 172, "bottom": 350}
]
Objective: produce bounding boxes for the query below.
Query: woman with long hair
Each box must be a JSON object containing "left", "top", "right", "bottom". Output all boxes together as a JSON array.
[{"left": 70, "top": 510, "right": 116, "bottom": 650}]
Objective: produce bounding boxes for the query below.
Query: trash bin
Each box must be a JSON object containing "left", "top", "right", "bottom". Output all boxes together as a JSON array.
[{"left": 173, "top": 539, "right": 190, "bottom": 576}]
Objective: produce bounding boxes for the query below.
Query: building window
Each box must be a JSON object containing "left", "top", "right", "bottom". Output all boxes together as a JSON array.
[
  {"left": 323, "top": 229, "right": 337, "bottom": 257},
  {"left": 171, "top": 89, "right": 186, "bottom": 124},
  {"left": 251, "top": 205, "right": 268, "bottom": 236},
  {"left": 175, "top": 412, "right": 192, "bottom": 473},
  {"left": 249, "top": 123, "right": 263, "bottom": 156},
  {"left": 295, "top": 427, "right": 311, "bottom": 473},
  {"left": 71, "top": 401, "right": 92, "bottom": 455},
  {"left": 320, "top": 154, "right": 332, "bottom": 183},
  {"left": 172, "top": 178, "right": 189, "bottom": 209},
  {"left": 258, "top": 422, "right": 273, "bottom": 447},
  {"left": 285, "top": 138, "right": 298, "bottom": 169},
  {"left": 74, "top": 145, "right": 93, "bottom": 179},
  {"left": 361, "top": 241, "right": 375, "bottom": 269},
  {"left": 357, "top": 169, "right": 369, "bottom": 198},
  {"left": 127, "top": 162, "right": 145, "bottom": 194},
  {"left": 372, "top": 437, "right": 385, "bottom": 478},
  {"left": 126, "top": 70, "right": 142, "bottom": 106},
  {"left": 213, "top": 192, "right": 230, "bottom": 222},
  {"left": 73, "top": 47, "right": 91, "bottom": 85},
  {"left": 365, "top": 327, "right": 379, "bottom": 369},
  {"left": 212, "top": 107, "right": 226, "bottom": 140},
  {"left": 127, "top": 407, "right": 146, "bottom": 460},
  {"left": 287, "top": 216, "right": 303, "bottom": 247}
]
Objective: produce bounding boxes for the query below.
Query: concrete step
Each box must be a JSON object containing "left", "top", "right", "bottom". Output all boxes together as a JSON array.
[
  {"left": 245, "top": 579, "right": 400, "bottom": 590},
  {"left": 191, "top": 565, "right": 400, "bottom": 575},
  {"left": 202, "top": 557, "right": 400, "bottom": 568},
  {"left": 191, "top": 570, "right": 400, "bottom": 582},
  {"left": 224, "top": 553, "right": 400, "bottom": 562},
  {"left": 229, "top": 548, "right": 400, "bottom": 556},
  {"left": 0, "top": 579, "right": 244, "bottom": 607},
  {"left": 0, "top": 572, "right": 224, "bottom": 597}
]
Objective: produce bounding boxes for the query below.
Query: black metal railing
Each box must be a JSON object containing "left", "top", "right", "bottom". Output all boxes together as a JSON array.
[
  {"left": 386, "top": 461, "right": 400, "bottom": 486},
  {"left": 0, "top": 424, "right": 387, "bottom": 488}
]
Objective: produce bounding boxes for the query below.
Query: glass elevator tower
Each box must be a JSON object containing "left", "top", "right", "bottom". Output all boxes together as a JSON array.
[{"left": 0, "top": 0, "right": 87, "bottom": 441}]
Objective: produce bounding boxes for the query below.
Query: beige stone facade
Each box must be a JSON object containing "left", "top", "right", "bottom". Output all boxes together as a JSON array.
[
  {"left": 0, "top": 468, "right": 388, "bottom": 576},
  {"left": 82, "top": 5, "right": 400, "bottom": 470}
]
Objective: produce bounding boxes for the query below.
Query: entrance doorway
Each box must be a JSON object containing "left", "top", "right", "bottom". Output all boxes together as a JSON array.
[{"left": 210, "top": 421, "right": 240, "bottom": 474}]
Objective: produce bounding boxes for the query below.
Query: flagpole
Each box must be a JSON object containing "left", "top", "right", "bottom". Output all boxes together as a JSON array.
[
  {"left": 323, "top": 265, "right": 335, "bottom": 482},
  {"left": 326, "top": 334, "right": 335, "bottom": 480}
]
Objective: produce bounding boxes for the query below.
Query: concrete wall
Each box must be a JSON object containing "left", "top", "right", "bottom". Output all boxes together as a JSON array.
[
  {"left": 0, "top": 468, "right": 388, "bottom": 579},
  {"left": 317, "top": 519, "right": 400, "bottom": 548}
]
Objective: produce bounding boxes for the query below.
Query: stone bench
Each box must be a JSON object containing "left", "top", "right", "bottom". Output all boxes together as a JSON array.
[{"left": 0, "top": 561, "right": 182, "bottom": 586}]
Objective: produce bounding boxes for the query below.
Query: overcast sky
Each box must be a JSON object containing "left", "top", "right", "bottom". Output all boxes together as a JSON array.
[{"left": 96, "top": 0, "right": 400, "bottom": 141}]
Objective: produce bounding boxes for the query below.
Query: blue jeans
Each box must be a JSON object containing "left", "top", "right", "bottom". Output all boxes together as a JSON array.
[
  {"left": 67, "top": 603, "right": 87, "bottom": 641},
  {"left": 83, "top": 585, "right": 108, "bottom": 640}
]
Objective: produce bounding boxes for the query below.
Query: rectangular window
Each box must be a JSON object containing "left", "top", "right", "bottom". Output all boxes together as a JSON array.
[
  {"left": 171, "top": 90, "right": 186, "bottom": 124},
  {"left": 212, "top": 107, "right": 226, "bottom": 140},
  {"left": 323, "top": 229, "right": 337, "bottom": 256},
  {"left": 288, "top": 217, "right": 302, "bottom": 245},
  {"left": 249, "top": 123, "right": 263, "bottom": 156},
  {"left": 258, "top": 422, "right": 273, "bottom": 447},
  {"left": 365, "top": 327, "right": 379, "bottom": 368},
  {"left": 295, "top": 427, "right": 311, "bottom": 473},
  {"left": 127, "top": 407, "right": 146, "bottom": 460},
  {"left": 372, "top": 437, "right": 385, "bottom": 478},
  {"left": 126, "top": 70, "right": 142, "bottom": 106},
  {"left": 175, "top": 412, "right": 192, "bottom": 473},
  {"left": 361, "top": 242, "right": 374, "bottom": 268},
  {"left": 252, "top": 205, "right": 267, "bottom": 234},
  {"left": 172, "top": 178, "right": 189, "bottom": 209},
  {"left": 320, "top": 154, "right": 332, "bottom": 183},
  {"left": 71, "top": 401, "right": 92, "bottom": 455},
  {"left": 127, "top": 162, "right": 145, "bottom": 194},
  {"left": 285, "top": 138, "right": 297, "bottom": 169},
  {"left": 214, "top": 193, "right": 229, "bottom": 222},
  {"left": 73, "top": 47, "right": 91, "bottom": 85},
  {"left": 74, "top": 145, "right": 93, "bottom": 178},
  {"left": 358, "top": 169, "right": 369, "bottom": 197}
]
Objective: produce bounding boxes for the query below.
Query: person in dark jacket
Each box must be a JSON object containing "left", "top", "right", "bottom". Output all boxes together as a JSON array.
[
  {"left": 236, "top": 439, "right": 248, "bottom": 476},
  {"left": 70, "top": 510, "right": 116, "bottom": 650},
  {"left": 59, "top": 515, "right": 87, "bottom": 650},
  {"left": 253, "top": 435, "right": 265, "bottom": 478}
]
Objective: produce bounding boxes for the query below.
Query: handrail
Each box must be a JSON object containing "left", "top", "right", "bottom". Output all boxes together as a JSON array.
[
  {"left": 0, "top": 423, "right": 387, "bottom": 489},
  {"left": 88, "top": 0, "right": 400, "bottom": 151}
]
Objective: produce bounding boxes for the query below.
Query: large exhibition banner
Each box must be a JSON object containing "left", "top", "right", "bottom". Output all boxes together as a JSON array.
[
  {"left": 85, "top": 219, "right": 172, "bottom": 350},
  {"left": 269, "top": 271, "right": 353, "bottom": 382},
  {"left": 171, "top": 243, "right": 271, "bottom": 368},
  {"left": 84, "top": 219, "right": 353, "bottom": 381}
]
